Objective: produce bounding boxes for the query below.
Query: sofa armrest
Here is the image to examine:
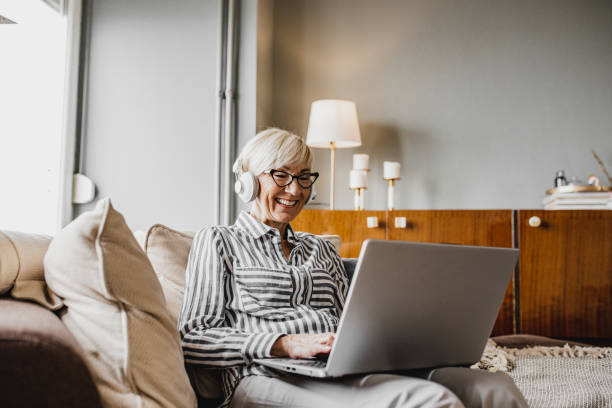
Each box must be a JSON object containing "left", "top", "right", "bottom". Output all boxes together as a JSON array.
[{"left": 0, "top": 297, "right": 102, "bottom": 407}]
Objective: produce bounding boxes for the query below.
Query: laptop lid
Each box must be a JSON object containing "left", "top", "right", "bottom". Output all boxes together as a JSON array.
[{"left": 325, "top": 239, "right": 518, "bottom": 377}]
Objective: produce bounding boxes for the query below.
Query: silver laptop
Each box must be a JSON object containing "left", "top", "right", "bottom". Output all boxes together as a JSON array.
[{"left": 254, "top": 239, "right": 519, "bottom": 378}]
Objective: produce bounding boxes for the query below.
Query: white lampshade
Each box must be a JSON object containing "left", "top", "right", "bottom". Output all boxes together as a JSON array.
[{"left": 306, "top": 100, "right": 362, "bottom": 148}]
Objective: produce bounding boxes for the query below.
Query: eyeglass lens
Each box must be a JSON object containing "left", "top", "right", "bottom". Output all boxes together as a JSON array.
[{"left": 272, "top": 171, "right": 317, "bottom": 188}]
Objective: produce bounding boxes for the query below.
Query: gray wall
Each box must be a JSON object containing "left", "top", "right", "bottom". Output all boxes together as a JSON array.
[
  {"left": 269, "top": 0, "right": 612, "bottom": 210},
  {"left": 78, "top": 0, "right": 221, "bottom": 231},
  {"left": 256, "top": 0, "right": 274, "bottom": 131}
]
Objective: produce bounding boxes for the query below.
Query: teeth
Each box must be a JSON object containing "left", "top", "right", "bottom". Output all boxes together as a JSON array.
[{"left": 276, "top": 198, "right": 297, "bottom": 206}]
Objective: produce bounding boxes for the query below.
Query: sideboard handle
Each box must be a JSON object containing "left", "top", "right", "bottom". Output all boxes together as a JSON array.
[
  {"left": 394, "top": 217, "right": 407, "bottom": 228},
  {"left": 528, "top": 216, "right": 542, "bottom": 228},
  {"left": 366, "top": 216, "right": 379, "bottom": 228}
]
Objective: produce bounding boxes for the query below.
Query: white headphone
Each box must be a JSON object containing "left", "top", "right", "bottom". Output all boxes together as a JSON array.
[
  {"left": 234, "top": 171, "right": 259, "bottom": 203},
  {"left": 234, "top": 170, "right": 317, "bottom": 205}
]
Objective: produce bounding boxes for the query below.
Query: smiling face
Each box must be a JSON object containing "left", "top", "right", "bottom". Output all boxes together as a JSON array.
[{"left": 251, "top": 162, "right": 313, "bottom": 228}]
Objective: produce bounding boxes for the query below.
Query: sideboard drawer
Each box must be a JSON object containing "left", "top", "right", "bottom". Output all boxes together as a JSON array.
[
  {"left": 292, "top": 210, "right": 386, "bottom": 258},
  {"left": 387, "top": 210, "right": 514, "bottom": 336},
  {"left": 518, "top": 210, "right": 612, "bottom": 338},
  {"left": 387, "top": 210, "right": 512, "bottom": 247}
]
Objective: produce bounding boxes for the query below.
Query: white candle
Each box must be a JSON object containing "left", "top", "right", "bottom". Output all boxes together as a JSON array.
[
  {"left": 350, "top": 169, "right": 367, "bottom": 189},
  {"left": 383, "top": 161, "right": 401, "bottom": 179},
  {"left": 354, "top": 189, "right": 360, "bottom": 210},
  {"left": 353, "top": 154, "right": 369, "bottom": 170}
]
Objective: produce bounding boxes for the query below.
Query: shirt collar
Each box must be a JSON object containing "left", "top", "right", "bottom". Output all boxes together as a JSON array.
[
  {"left": 235, "top": 211, "right": 300, "bottom": 244},
  {"left": 285, "top": 223, "right": 299, "bottom": 245}
]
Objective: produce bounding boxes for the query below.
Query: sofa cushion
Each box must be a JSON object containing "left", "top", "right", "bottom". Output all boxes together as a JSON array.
[
  {"left": 318, "top": 234, "right": 342, "bottom": 253},
  {"left": 144, "top": 224, "right": 195, "bottom": 326},
  {"left": 0, "top": 230, "right": 62, "bottom": 309},
  {"left": 144, "top": 224, "right": 222, "bottom": 400},
  {"left": 44, "top": 197, "right": 197, "bottom": 408}
]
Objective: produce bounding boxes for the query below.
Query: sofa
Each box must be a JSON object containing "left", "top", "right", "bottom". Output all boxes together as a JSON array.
[
  {"left": 2, "top": 198, "right": 598, "bottom": 407},
  {"left": 0, "top": 198, "right": 347, "bottom": 407}
]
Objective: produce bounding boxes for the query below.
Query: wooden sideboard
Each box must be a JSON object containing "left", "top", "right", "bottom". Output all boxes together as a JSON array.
[{"left": 292, "top": 209, "right": 612, "bottom": 340}]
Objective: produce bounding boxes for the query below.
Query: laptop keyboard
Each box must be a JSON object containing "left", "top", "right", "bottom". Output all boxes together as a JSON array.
[
  {"left": 288, "top": 359, "right": 327, "bottom": 368},
  {"left": 270, "top": 357, "right": 328, "bottom": 369}
]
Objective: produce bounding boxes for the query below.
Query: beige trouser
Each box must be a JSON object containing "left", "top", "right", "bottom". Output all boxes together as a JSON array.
[{"left": 229, "top": 367, "right": 528, "bottom": 408}]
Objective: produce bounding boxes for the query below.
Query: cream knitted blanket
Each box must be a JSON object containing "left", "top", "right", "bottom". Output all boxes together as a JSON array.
[{"left": 472, "top": 340, "right": 612, "bottom": 408}]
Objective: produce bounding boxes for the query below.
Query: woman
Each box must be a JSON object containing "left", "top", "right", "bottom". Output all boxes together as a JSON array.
[{"left": 178, "top": 128, "right": 527, "bottom": 408}]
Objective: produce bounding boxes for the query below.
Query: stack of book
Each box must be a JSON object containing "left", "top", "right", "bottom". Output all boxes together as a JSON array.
[{"left": 543, "top": 191, "right": 612, "bottom": 210}]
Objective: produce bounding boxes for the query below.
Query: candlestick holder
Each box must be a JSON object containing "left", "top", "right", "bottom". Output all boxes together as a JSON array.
[
  {"left": 350, "top": 187, "right": 367, "bottom": 210},
  {"left": 383, "top": 177, "right": 399, "bottom": 210}
]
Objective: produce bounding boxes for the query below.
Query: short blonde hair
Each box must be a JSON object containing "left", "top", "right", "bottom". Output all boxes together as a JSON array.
[{"left": 233, "top": 128, "right": 313, "bottom": 176}]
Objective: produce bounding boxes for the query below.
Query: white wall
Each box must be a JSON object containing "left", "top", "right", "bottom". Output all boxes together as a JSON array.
[
  {"left": 269, "top": 0, "right": 612, "bottom": 210},
  {"left": 77, "top": 0, "right": 221, "bottom": 231}
]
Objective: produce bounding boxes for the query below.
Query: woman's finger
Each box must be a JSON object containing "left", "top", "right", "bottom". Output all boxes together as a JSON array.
[
  {"left": 318, "top": 333, "right": 334, "bottom": 345},
  {"left": 311, "top": 344, "right": 331, "bottom": 355}
]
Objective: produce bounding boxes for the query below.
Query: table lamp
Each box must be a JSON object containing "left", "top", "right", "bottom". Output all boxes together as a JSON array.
[{"left": 306, "top": 100, "right": 362, "bottom": 209}]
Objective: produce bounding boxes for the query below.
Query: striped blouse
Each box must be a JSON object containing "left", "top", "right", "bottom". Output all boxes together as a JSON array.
[{"left": 178, "top": 211, "right": 349, "bottom": 407}]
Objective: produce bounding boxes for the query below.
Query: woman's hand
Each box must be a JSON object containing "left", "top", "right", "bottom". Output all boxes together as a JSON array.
[{"left": 270, "top": 333, "right": 335, "bottom": 359}]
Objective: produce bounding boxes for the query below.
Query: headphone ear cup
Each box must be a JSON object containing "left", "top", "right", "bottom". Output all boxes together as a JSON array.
[{"left": 234, "top": 172, "right": 259, "bottom": 203}]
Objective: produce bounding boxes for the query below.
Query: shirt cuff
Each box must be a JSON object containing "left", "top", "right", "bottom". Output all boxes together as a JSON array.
[{"left": 241, "top": 332, "right": 286, "bottom": 362}]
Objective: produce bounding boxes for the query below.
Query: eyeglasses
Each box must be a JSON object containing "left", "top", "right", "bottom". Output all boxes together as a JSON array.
[{"left": 264, "top": 169, "right": 319, "bottom": 189}]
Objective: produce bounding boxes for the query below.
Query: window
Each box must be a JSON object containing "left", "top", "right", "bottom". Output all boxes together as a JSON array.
[{"left": 0, "top": 1, "right": 67, "bottom": 235}]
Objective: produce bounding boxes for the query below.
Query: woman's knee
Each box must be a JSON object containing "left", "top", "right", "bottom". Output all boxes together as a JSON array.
[
  {"left": 415, "top": 381, "right": 466, "bottom": 408},
  {"left": 359, "top": 375, "right": 464, "bottom": 408},
  {"left": 428, "top": 367, "right": 527, "bottom": 408}
]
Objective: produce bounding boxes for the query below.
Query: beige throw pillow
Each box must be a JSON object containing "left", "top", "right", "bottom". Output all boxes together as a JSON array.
[
  {"left": 144, "top": 224, "right": 195, "bottom": 326},
  {"left": 144, "top": 224, "right": 222, "bottom": 399},
  {"left": 44, "top": 198, "right": 196, "bottom": 408},
  {"left": 0, "top": 230, "right": 63, "bottom": 309}
]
